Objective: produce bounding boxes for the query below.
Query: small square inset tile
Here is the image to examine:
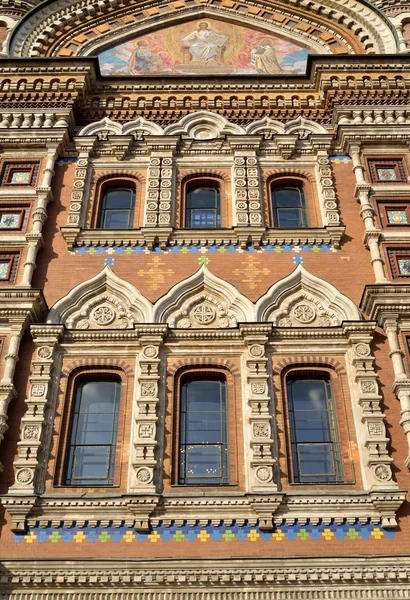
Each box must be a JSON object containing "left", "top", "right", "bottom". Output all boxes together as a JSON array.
[
  {"left": 398, "top": 258, "right": 410, "bottom": 275},
  {"left": 1, "top": 163, "right": 39, "bottom": 186},
  {"left": 10, "top": 171, "right": 31, "bottom": 184},
  {"left": 0, "top": 260, "right": 11, "bottom": 279},
  {"left": 0, "top": 211, "right": 24, "bottom": 229},
  {"left": 377, "top": 168, "right": 398, "bottom": 181},
  {"left": 386, "top": 210, "right": 408, "bottom": 225}
]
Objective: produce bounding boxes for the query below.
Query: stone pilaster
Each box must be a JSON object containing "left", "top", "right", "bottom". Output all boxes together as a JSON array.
[
  {"left": 344, "top": 324, "right": 397, "bottom": 492},
  {"left": 129, "top": 326, "right": 167, "bottom": 494},
  {"left": 241, "top": 326, "right": 277, "bottom": 494}
]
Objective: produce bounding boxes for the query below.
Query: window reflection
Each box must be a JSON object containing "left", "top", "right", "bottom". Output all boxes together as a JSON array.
[
  {"left": 271, "top": 185, "right": 308, "bottom": 228},
  {"left": 65, "top": 380, "right": 120, "bottom": 485},
  {"left": 99, "top": 187, "right": 135, "bottom": 229},
  {"left": 185, "top": 184, "right": 221, "bottom": 228},
  {"left": 287, "top": 378, "right": 342, "bottom": 483},
  {"left": 179, "top": 379, "right": 228, "bottom": 484}
]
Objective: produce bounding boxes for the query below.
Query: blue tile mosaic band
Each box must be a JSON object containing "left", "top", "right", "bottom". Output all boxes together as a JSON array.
[
  {"left": 13, "top": 519, "right": 394, "bottom": 545},
  {"left": 74, "top": 243, "right": 337, "bottom": 266}
]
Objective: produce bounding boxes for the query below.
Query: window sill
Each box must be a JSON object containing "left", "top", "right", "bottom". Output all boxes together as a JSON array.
[{"left": 60, "top": 225, "right": 345, "bottom": 251}]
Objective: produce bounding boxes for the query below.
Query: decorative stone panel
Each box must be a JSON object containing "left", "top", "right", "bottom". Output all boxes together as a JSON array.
[
  {"left": 315, "top": 151, "right": 340, "bottom": 226},
  {"left": 241, "top": 326, "right": 277, "bottom": 507},
  {"left": 7, "top": 325, "right": 63, "bottom": 530},
  {"left": 232, "top": 153, "right": 263, "bottom": 228},
  {"left": 344, "top": 323, "right": 398, "bottom": 507},
  {"left": 129, "top": 327, "right": 167, "bottom": 505}
]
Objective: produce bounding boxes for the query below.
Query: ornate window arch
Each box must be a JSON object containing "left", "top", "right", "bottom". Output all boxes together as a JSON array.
[{"left": 267, "top": 175, "right": 319, "bottom": 229}]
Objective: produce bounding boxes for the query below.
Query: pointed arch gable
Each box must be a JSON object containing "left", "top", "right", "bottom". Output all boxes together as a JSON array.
[
  {"left": 153, "top": 265, "right": 255, "bottom": 327},
  {"left": 164, "top": 111, "right": 244, "bottom": 139},
  {"left": 255, "top": 264, "right": 362, "bottom": 326},
  {"left": 47, "top": 266, "right": 153, "bottom": 329}
]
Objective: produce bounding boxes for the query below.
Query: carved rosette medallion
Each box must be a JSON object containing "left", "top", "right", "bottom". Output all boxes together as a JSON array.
[
  {"left": 191, "top": 304, "right": 216, "bottom": 325},
  {"left": 293, "top": 303, "right": 316, "bottom": 324},
  {"left": 92, "top": 305, "right": 116, "bottom": 326}
]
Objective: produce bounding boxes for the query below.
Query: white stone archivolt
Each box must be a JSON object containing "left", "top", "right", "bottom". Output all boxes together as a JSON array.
[
  {"left": 245, "top": 116, "right": 329, "bottom": 137},
  {"left": 163, "top": 111, "right": 244, "bottom": 139},
  {"left": 153, "top": 265, "right": 254, "bottom": 328},
  {"left": 255, "top": 264, "right": 362, "bottom": 325},
  {"left": 78, "top": 117, "right": 122, "bottom": 139},
  {"left": 47, "top": 266, "right": 153, "bottom": 328}
]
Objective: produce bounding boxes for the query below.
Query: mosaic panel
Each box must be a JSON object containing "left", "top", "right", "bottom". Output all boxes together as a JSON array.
[
  {"left": 386, "top": 210, "right": 409, "bottom": 225},
  {"left": 0, "top": 253, "right": 19, "bottom": 283},
  {"left": 12, "top": 520, "right": 395, "bottom": 545},
  {"left": 368, "top": 159, "right": 407, "bottom": 184},
  {"left": 0, "top": 210, "right": 24, "bottom": 229},
  {"left": 0, "top": 259, "right": 11, "bottom": 279},
  {"left": 98, "top": 19, "right": 311, "bottom": 76},
  {"left": 398, "top": 258, "right": 410, "bottom": 275},
  {"left": 1, "top": 163, "right": 39, "bottom": 187}
]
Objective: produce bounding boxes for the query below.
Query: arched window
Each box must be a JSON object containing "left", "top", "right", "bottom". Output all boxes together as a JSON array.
[
  {"left": 185, "top": 181, "right": 221, "bottom": 228},
  {"left": 271, "top": 184, "right": 308, "bottom": 228},
  {"left": 287, "top": 376, "right": 342, "bottom": 483},
  {"left": 65, "top": 379, "right": 120, "bottom": 485},
  {"left": 179, "top": 377, "right": 228, "bottom": 484},
  {"left": 98, "top": 185, "right": 135, "bottom": 229}
]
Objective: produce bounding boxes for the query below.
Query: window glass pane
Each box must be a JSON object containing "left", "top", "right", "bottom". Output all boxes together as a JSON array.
[
  {"left": 297, "top": 443, "right": 335, "bottom": 478},
  {"left": 187, "top": 187, "right": 218, "bottom": 209},
  {"left": 273, "top": 188, "right": 303, "bottom": 207},
  {"left": 103, "top": 210, "right": 132, "bottom": 229},
  {"left": 272, "top": 186, "right": 307, "bottom": 228},
  {"left": 288, "top": 378, "right": 341, "bottom": 483},
  {"left": 65, "top": 380, "right": 120, "bottom": 485},
  {"left": 99, "top": 187, "right": 134, "bottom": 229},
  {"left": 72, "top": 446, "right": 111, "bottom": 480},
  {"left": 186, "top": 185, "right": 221, "bottom": 228},
  {"left": 276, "top": 208, "right": 304, "bottom": 228},
  {"left": 179, "top": 379, "right": 228, "bottom": 484},
  {"left": 104, "top": 189, "right": 133, "bottom": 209}
]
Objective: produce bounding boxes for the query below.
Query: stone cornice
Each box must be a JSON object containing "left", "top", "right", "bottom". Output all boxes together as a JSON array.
[
  {"left": 2, "top": 555, "right": 410, "bottom": 593},
  {"left": 0, "top": 289, "right": 47, "bottom": 324},
  {"left": 360, "top": 285, "right": 410, "bottom": 322}
]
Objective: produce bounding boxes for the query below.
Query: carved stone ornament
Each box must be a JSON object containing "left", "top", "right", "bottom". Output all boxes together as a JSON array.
[
  {"left": 374, "top": 464, "right": 392, "bottom": 481},
  {"left": 293, "top": 303, "right": 316, "bottom": 324},
  {"left": 253, "top": 423, "right": 270, "bottom": 438},
  {"left": 37, "top": 346, "right": 52, "bottom": 359},
  {"left": 191, "top": 303, "right": 216, "bottom": 325},
  {"left": 255, "top": 466, "right": 272, "bottom": 483},
  {"left": 249, "top": 344, "right": 265, "bottom": 358},
  {"left": 31, "top": 384, "right": 45, "bottom": 397},
  {"left": 15, "top": 468, "right": 34, "bottom": 485},
  {"left": 23, "top": 426, "right": 40, "bottom": 440},
  {"left": 361, "top": 380, "right": 377, "bottom": 394},
  {"left": 142, "top": 345, "right": 159, "bottom": 359},
  {"left": 136, "top": 467, "right": 153, "bottom": 484},
  {"left": 355, "top": 343, "right": 371, "bottom": 357},
  {"left": 91, "top": 304, "right": 116, "bottom": 326}
]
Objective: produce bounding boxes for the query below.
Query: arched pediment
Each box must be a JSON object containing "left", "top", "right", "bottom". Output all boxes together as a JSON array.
[
  {"left": 164, "top": 111, "right": 244, "bottom": 139},
  {"left": 285, "top": 116, "right": 328, "bottom": 136},
  {"left": 245, "top": 118, "right": 285, "bottom": 136},
  {"left": 255, "top": 265, "right": 361, "bottom": 326},
  {"left": 154, "top": 265, "right": 254, "bottom": 328},
  {"left": 9, "top": 0, "right": 397, "bottom": 62},
  {"left": 47, "top": 266, "right": 153, "bottom": 329},
  {"left": 122, "top": 118, "right": 164, "bottom": 137},
  {"left": 78, "top": 117, "right": 122, "bottom": 139}
]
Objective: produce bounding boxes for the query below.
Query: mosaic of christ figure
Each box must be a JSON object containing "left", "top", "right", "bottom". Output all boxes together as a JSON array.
[{"left": 181, "top": 22, "right": 229, "bottom": 64}]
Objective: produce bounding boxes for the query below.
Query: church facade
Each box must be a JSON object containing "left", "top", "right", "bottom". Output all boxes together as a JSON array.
[{"left": 0, "top": 0, "right": 410, "bottom": 597}]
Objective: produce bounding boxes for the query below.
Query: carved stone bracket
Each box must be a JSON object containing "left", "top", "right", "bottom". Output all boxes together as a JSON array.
[
  {"left": 7, "top": 325, "right": 64, "bottom": 514},
  {"left": 129, "top": 327, "right": 167, "bottom": 495},
  {"left": 344, "top": 323, "right": 397, "bottom": 492},
  {"left": 241, "top": 325, "right": 277, "bottom": 496}
]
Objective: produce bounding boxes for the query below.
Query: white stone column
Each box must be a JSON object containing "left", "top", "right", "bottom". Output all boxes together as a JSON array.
[
  {"left": 19, "top": 146, "right": 59, "bottom": 287},
  {"left": 0, "top": 323, "right": 25, "bottom": 447},
  {"left": 350, "top": 145, "right": 388, "bottom": 284},
  {"left": 382, "top": 317, "right": 410, "bottom": 468}
]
